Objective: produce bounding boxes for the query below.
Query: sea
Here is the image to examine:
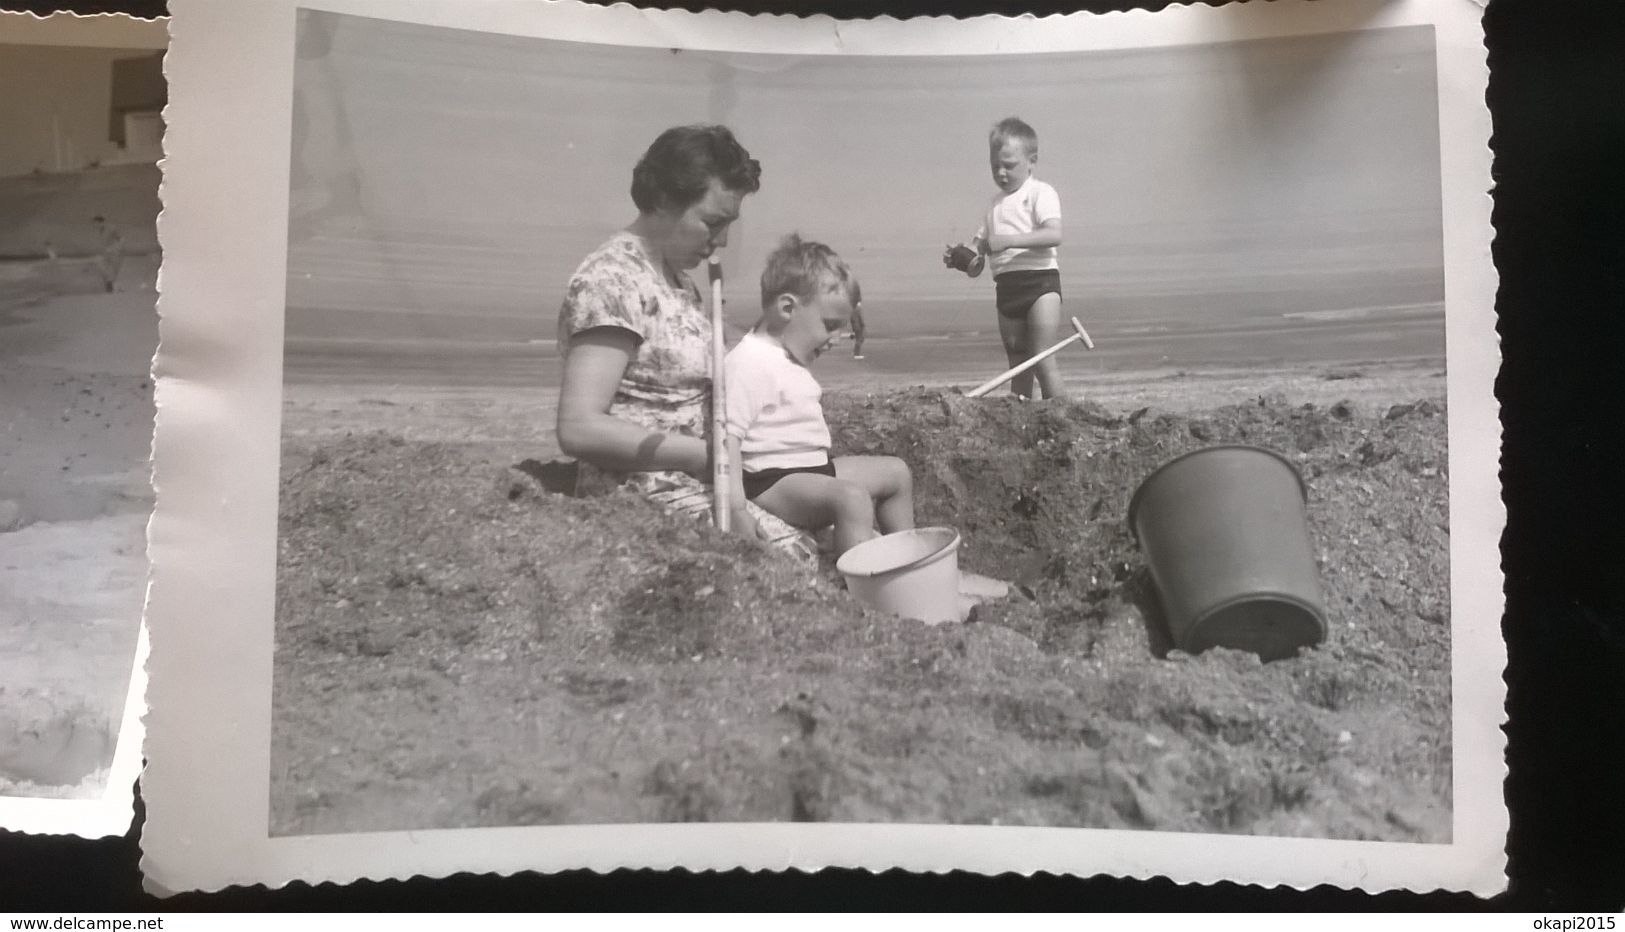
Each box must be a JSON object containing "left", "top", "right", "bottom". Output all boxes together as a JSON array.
[{"left": 280, "top": 216, "right": 1447, "bottom": 390}]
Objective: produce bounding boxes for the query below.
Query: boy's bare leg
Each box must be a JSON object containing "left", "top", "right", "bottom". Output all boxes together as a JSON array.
[
  {"left": 753, "top": 473, "right": 878, "bottom": 554},
  {"left": 1028, "top": 292, "right": 1068, "bottom": 400},
  {"left": 996, "top": 313, "right": 1032, "bottom": 398},
  {"left": 833, "top": 456, "right": 914, "bottom": 535}
]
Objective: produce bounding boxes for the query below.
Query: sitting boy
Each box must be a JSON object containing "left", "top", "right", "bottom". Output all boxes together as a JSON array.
[{"left": 723, "top": 234, "right": 914, "bottom": 555}]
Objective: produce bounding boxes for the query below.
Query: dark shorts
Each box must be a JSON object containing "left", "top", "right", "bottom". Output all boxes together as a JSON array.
[
  {"left": 994, "top": 269, "right": 1062, "bottom": 320},
  {"left": 742, "top": 460, "right": 836, "bottom": 500}
]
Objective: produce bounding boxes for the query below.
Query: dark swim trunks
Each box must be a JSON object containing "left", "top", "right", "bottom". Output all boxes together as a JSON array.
[
  {"left": 742, "top": 460, "right": 836, "bottom": 500},
  {"left": 994, "top": 268, "right": 1062, "bottom": 320}
]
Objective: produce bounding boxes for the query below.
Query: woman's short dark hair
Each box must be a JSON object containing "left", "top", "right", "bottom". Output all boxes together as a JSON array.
[{"left": 630, "top": 124, "right": 761, "bottom": 213}]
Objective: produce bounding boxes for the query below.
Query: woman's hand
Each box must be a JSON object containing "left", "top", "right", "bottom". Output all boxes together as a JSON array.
[
  {"left": 729, "top": 504, "right": 764, "bottom": 544},
  {"left": 722, "top": 436, "right": 759, "bottom": 539}
]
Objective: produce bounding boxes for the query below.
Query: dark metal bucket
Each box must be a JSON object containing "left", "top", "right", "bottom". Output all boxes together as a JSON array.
[{"left": 1128, "top": 445, "right": 1328, "bottom": 662}]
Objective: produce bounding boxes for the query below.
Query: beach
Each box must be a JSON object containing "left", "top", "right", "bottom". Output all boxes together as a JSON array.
[{"left": 271, "top": 334, "right": 1451, "bottom": 839}]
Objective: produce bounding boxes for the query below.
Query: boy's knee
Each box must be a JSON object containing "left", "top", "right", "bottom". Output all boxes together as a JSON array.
[
  {"left": 886, "top": 458, "right": 913, "bottom": 492},
  {"left": 832, "top": 481, "right": 874, "bottom": 520}
]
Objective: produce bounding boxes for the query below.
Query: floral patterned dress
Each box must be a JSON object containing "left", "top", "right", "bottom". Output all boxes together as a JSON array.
[{"left": 558, "top": 232, "right": 816, "bottom": 561}]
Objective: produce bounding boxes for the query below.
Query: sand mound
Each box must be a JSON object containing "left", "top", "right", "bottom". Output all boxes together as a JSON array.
[
  {"left": 825, "top": 389, "right": 1450, "bottom": 657},
  {"left": 272, "top": 389, "right": 1450, "bottom": 839}
]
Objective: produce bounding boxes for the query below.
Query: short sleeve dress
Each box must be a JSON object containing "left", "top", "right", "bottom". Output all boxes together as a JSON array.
[
  {"left": 558, "top": 231, "right": 817, "bottom": 561},
  {"left": 558, "top": 231, "right": 711, "bottom": 494}
]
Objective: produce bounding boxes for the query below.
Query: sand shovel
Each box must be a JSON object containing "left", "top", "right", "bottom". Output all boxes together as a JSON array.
[
  {"left": 966, "top": 316, "right": 1094, "bottom": 399},
  {"left": 708, "top": 255, "right": 731, "bottom": 533}
]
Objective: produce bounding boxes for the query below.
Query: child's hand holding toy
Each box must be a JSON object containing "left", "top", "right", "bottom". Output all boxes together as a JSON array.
[{"left": 943, "top": 243, "right": 979, "bottom": 272}]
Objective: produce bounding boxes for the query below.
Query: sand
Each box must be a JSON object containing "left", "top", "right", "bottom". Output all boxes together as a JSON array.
[
  {"left": 0, "top": 254, "right": 156, "bottom": 797},
  {"left": 271, "top": 350, "right": 1450, "bottom": 839}
]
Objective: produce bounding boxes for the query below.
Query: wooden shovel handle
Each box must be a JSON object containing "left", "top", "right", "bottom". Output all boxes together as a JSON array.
[{"left": 966, "top": 316, "right": 1093, "bottom": 398}]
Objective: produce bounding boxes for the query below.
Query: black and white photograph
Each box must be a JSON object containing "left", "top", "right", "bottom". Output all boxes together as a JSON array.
[
  {"left": 0, "top": 12, "right": 162, "bottom": 836},
  {"left": 143, "top": 0, "right": 1503, "bottom": 894},
  {"left": 271, "top": 9, "right": 1455, "bottom": 839}
]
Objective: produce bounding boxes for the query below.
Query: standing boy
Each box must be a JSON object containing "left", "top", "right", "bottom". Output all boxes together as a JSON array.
[
  {"left": 724, "top": 234, "right": 914, "bottom": 556},
  {"left": 944, "top": 117, "right": 1067, "bottom": 400}
]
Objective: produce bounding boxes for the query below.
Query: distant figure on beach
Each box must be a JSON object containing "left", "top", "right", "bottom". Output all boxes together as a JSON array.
[
  {"left": 92, "top": 216, "right": 124, "bottom": 293},
  {"left": 724, "top": 235, "right": 914, "bottom": 555},
  {"left": 554, "top": 124, "right": 815, "bottom": 561},
  {"left": 944, "top": 116, "right": 1068, "bottom": 401},
  {"left": 849, "top": 280, "right": 866, "bottom": 360}
]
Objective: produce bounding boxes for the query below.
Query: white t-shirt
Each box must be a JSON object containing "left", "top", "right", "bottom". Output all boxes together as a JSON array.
[
  {"left": 973, "top": 176, "right": 1062, "bottom": 277},
  {"left": 723, "top": 330, "right": 832, "bottom": 471}
]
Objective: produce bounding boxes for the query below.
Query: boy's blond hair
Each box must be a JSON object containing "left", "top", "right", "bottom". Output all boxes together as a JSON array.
[
  {"left": 989, "top": 116, "right": 1038, "bottom": 159},
  {"left": 759, "top": 233, "right": 859, "bottom": 309}
]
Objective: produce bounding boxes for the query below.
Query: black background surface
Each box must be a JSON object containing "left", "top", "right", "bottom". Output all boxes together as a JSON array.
[{"left": 1, "top": 0, "right": 1621, "bottom": 912}]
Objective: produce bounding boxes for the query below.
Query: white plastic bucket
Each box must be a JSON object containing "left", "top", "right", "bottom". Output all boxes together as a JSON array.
[{"left": 835, "top": 527, "right": 962, "bottom": 625}]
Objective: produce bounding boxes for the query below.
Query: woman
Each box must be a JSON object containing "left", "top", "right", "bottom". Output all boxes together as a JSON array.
[{"left": 555, "top": 124, "right": 813, "bottom": 559}]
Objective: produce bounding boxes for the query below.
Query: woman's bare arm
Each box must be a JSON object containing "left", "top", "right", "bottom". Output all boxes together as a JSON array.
[{"left": 555, "top": 328, "right": 707, "bottom": 475}]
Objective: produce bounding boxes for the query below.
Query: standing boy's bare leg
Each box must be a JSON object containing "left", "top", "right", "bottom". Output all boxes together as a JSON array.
[
  {"left": 1028, "top": 292, "right": 1068, "bottom": 400},
  {"left": 833, "top": 456, "right": 914, "bottom": 535},
  {"left": 997, "top": 313, "right": 1033, "bottom": 398}
]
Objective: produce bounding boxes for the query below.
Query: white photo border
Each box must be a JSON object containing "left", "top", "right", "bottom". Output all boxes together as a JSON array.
[{"left": 143, "top": 0, "right": 1503, "bottom": 895}]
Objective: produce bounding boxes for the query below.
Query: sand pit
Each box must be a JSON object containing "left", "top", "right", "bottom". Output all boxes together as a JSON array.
[{"left": 270, "top": 384, "right": 1450, "bottom": 840}]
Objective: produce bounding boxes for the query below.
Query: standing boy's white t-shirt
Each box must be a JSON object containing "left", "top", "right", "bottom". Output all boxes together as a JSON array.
[
  {"left": 973, "top": 175, "right": 1062, "bottom": 277},
  {"left": 723, "top": 330, "right": 832, "bottom": 471}
]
